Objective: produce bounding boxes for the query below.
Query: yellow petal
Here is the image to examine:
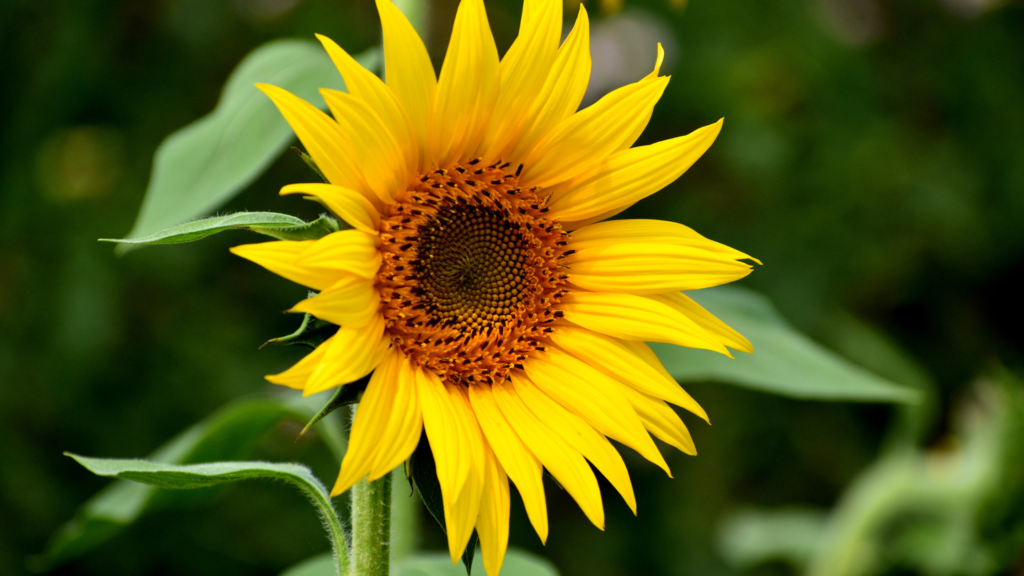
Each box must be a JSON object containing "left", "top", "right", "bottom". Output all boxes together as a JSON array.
[
  {"left": 265, "top": 340, "right": 329, "bottom": 390},
  {"left": 547, "top": 121, "right": 724, "bottom": 223},
  {"left": 375, "top": 0, "right": 436, "bottom": 171},
  {"left": 305, "top": 314, "right": 391, "bottom": 395},
  {"left": 619, "top": 337, "right": 678, "bottom": 382},
  {"left": 331, "top": 348, "right": 418, "bottom": 495},
  {"left": 654, "top": 291, "right": 753, "bottom": 354},
  {"left": 468, "top": 383, "right": 549, "bottom": 543},
  {"left": 615, "top": 43, "right": 668, "bottom": 153},
  {"left": 565, "top": 242, "right": 753, "bottom": 295},
  {"left": 491, "top": 2, "right": 585, "bottom": 163},
  {"left": 560, "top": 291, "right": 732, "bottom": 356},
  {"left": 430, "top": 0, "right": 500, "bottom": 166},
  {"left": 505, "top": 6, "right": 590, "bottom": 163},
  {"left": 316, "top": 34, "right": 419, "bottom": 174},
  {"left": 295, "top": 230, "right": 381, "bottom": 280},
  {"left": 368, "top": 354, "right": 423, "bottom": 479},
  {"left": 443, "top": 457, "right": 485, "bottom": 565},
  {"left": 418, "top": 371, "right": 471, "bottom": 500},
  {"left": 321, "top": 89, "right": 407, "bottom": 204},
  {"left": 569, "top": 219, "right": 759, "bottom": 263},
  {"left": 290, "top": 275, "right": 379, "bottom": 328},
  {"left": 511, "top": 374, "right": 636, "bottom": 514},
  {"left": 417, "top": 370, "right": 485, "bottom": 562},
  {"left": 256, "top": 83, "right": 370, "bottom": 197},
  {"left": 524, "top": 348, "right": 670, "bottom": 475},
  {"left": 618, "top": 385, "right": 697, "bottom": 456},
  {"left": 478, "top": 0, "right": 561, "bottom": 162},
  {"left": 495, "top": 376, "right": 605, "bottom": 529},
  {"left": 520, "top": 76, "right": 669, "bottom": 189},
  {"left": 548, "top": 325, "right": 708, "bottom": 422},
  {"left": 230, "top": 240, "right": 335, "bottom": 291},
  {"left": 280, "top": 183, "right": 380, "bottom": 234},
  {"left": 475, "top": 444, "right": 510, "bottom": 576},
  {"left": 644, "top": 42, "right": 666, "bottom": 81}
]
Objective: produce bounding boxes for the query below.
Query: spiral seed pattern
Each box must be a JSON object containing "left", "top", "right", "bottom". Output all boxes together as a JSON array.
[
  {"left": 377, "top": 160, "right": 570, "bottom": 386},
  {"left": 417, "top": 201, "right": 530, "bottom": 329}
]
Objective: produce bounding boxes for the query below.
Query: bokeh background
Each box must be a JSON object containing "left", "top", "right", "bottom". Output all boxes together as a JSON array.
[{"left": 1, "top": 0, "right": 1023, "bottom": 574}]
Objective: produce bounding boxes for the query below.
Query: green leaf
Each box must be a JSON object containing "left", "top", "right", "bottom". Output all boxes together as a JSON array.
[
  {"left": 651, "top": 286, "right": 921, "bottom": 403},
  {"left": 67, "top": 454, "right": 324, "bottom": 491},
  {"left": 35, "top": 394, "right": 345, "bottom": 570},
  {"left": 409, "top": 438, "right": 477, "bottom": 573},
  {"left": 66, "top": 455, "right": 348, "bottom": 575},
  {"left": 279, "top": 549, "right": 560, "bottom": 576},
  {"left": 118, "top": 39, "right": 379, "bottom": 253},
  {"left": 100, "top": 212, "right": 338, "bottom": 246}
]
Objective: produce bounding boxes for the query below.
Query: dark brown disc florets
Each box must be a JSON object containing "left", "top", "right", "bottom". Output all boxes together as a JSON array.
[{"left": 377, "top": 160, "right": 570, "bottom": 386}]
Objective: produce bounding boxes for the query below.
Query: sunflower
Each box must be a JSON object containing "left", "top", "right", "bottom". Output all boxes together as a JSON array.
[{"left": 231, "top": 0, "right": 756, "bottom": 573}]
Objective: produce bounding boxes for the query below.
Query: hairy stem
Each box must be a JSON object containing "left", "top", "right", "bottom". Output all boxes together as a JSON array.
[
  {"left": 351, "top": 474, "right": 392, "bottom": 576},
  {"left": 349, "top": 405, "right": 392, "bottom": 576}
]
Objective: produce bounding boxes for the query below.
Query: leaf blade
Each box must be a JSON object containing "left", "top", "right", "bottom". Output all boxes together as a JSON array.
[
  {"left": 652, "top": 286, "right": 920, "bottom": 403},
  {"left": 66, "top": 455, "right": 349, "bottom": 575},
  {"left": 119, "top": 39, "right": 378, "bottom": 253},
  {"left": 38, "top": 395, "right": 345, "bottom": 569},
  {"left": 67, "top": 455, "right": 325, "bottom": 491},
  {"left": 101, "top": 212, "right": 338, "bottom": 245}
]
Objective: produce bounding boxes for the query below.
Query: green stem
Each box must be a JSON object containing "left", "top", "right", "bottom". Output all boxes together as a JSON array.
[
  {"left": 348, "top": 406, "right": 392, "bottom": 576},
  {"left": 351, "top": 473, "right": 392, "bottom": 576}
]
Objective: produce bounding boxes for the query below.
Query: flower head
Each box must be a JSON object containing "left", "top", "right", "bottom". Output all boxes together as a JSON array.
[{"left": 232, "top": 0, "right": 757, "bottom": 573}]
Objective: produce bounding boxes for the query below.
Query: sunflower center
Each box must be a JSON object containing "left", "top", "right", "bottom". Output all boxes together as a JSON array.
[
  {"left": 376, "top": 160, "right": 569, "bottom": 386},
  {"left": 416, "top": 202, "right": 530, "bottom": 328}
]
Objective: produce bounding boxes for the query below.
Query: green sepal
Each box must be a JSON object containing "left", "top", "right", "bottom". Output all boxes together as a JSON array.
[
  {"left": 100, "top": 212, "right": 339, "bottom": 247},
  {"left": 261, "top": 295, "right": 338, "bottom": 350},
  {"left": 298, "top": 377, "right": 369, "bottom": 439},
  {"left": 292, "top": 146, "right": 329, "bottom": 183},
  {"left": 409, "top": 437, "right": 478, "bottom": 574}
]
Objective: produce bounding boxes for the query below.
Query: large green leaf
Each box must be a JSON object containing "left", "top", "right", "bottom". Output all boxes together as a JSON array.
[
  {"left": 280, "top": 549, "right": 560, "bottom": 576},
  {"left": 67, "top": 454, "right": 328, "bottom": 491},
  {"left": 120, "top": 39, "right": 379, "bottom": 252},
  {"left": 67, "top": 456, "right": 348, "bottom": 575},
  {"left": 35, "top": 394, "right": 344, "bottom": 569},
  {"left": 101, "top": 212, "right": 338, "bottom": 246},
  {"left": 652, "top": 286, "right": 920, "bottom": 402}
]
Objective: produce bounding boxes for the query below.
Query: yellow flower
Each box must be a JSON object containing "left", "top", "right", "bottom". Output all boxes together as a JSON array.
[{"left": 232, "top": 0, "right": 757, "bottom": 573}]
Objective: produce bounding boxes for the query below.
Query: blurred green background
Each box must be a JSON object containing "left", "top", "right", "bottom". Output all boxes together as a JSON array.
[{"left": 1, "top": 0, "right": 1023, "bottom": 575}]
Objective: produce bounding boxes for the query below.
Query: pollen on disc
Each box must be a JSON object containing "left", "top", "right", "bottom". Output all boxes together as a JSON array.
[{"left": 376, "top": 161, "right": 570, "bottom": 386}]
